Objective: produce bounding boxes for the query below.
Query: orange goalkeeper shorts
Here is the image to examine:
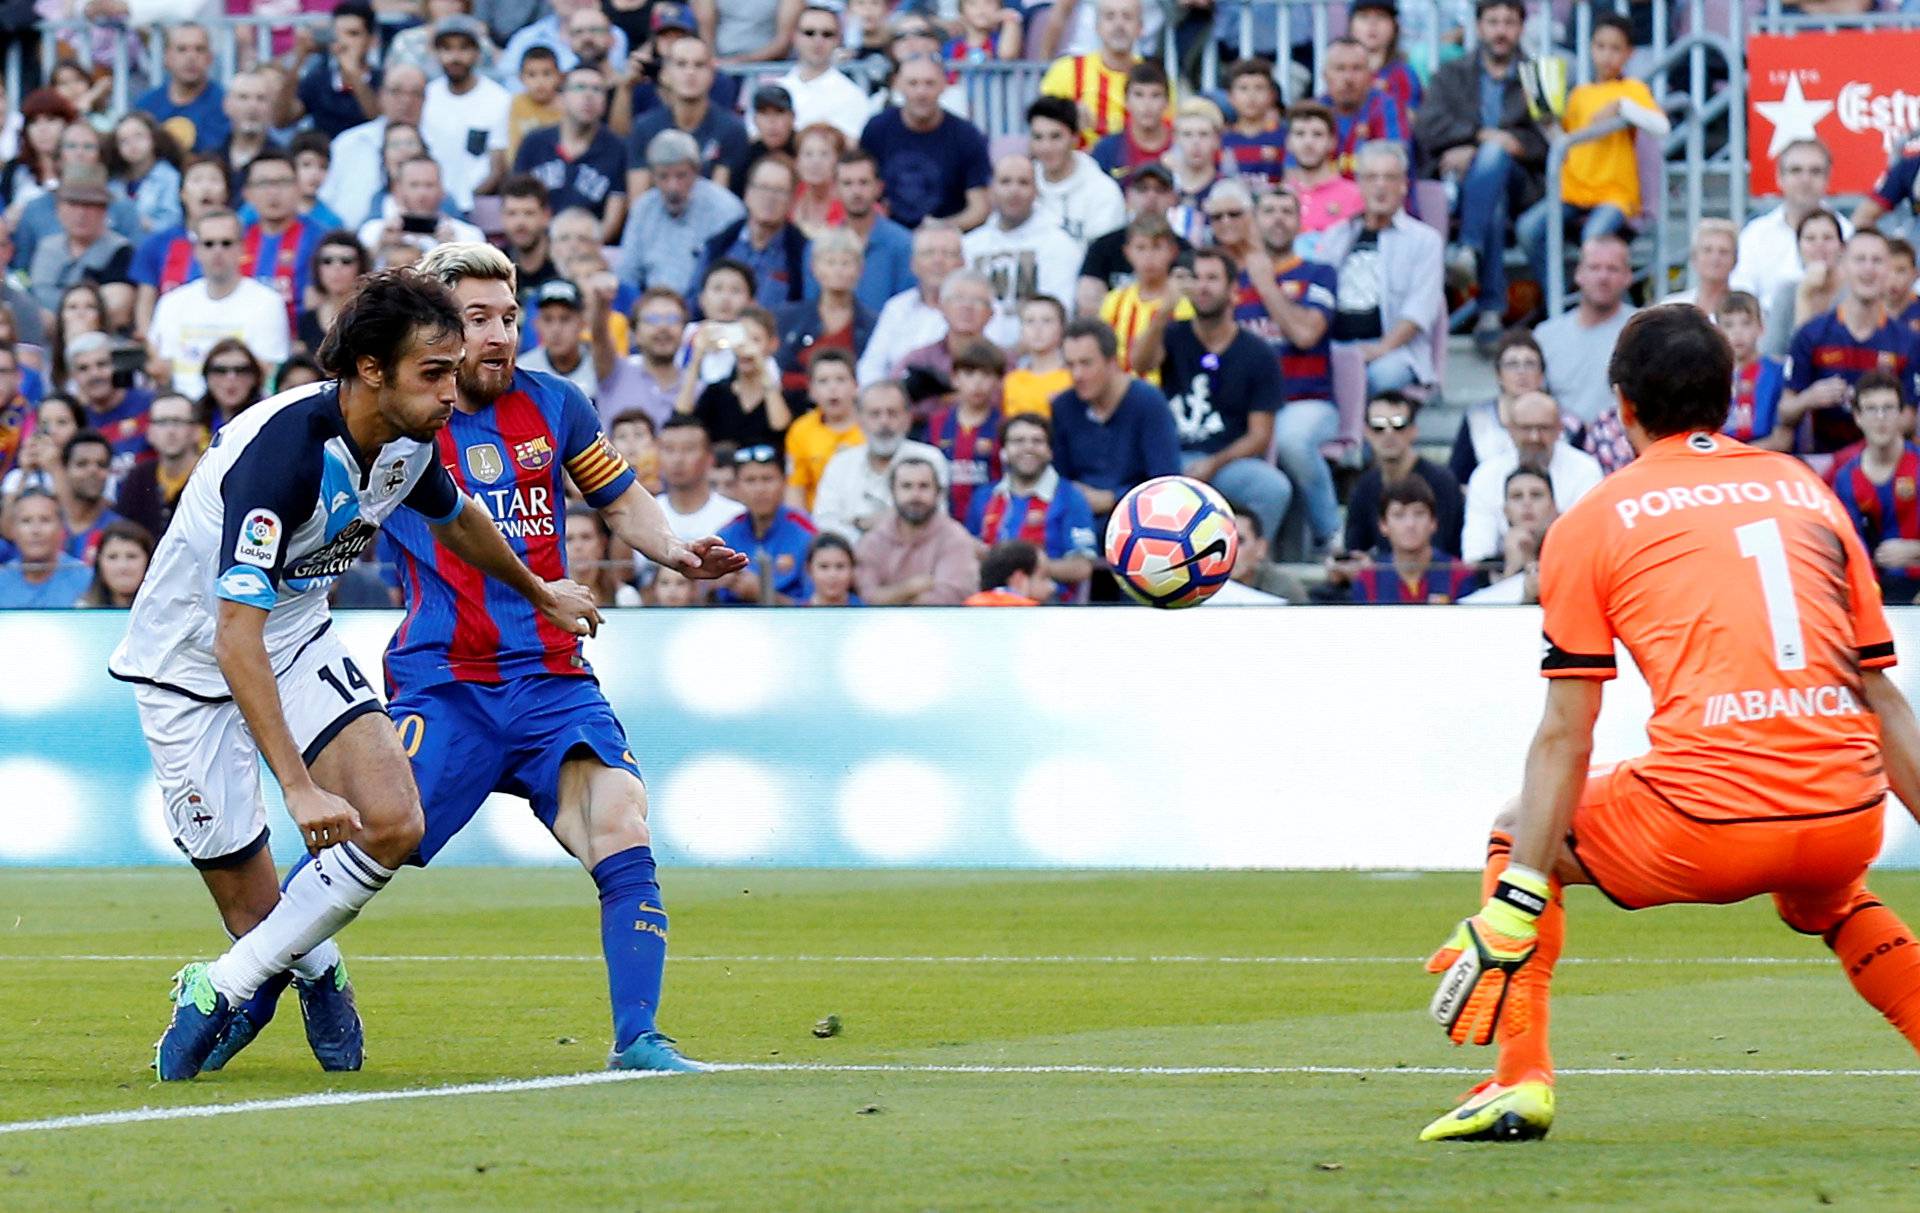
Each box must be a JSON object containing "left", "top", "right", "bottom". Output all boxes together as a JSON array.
[{"left": 1566, "top": 762, "right": 1886, "bottom": 929}]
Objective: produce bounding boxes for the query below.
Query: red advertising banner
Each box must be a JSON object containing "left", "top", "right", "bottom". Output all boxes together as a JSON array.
[{"left": 1747, "top": 31, "right": 1920, "bottom": 197}]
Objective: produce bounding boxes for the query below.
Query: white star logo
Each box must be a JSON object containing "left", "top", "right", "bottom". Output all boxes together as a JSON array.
[{"left": 1755, "top": 72, "right": 1834, "bottom": 160}]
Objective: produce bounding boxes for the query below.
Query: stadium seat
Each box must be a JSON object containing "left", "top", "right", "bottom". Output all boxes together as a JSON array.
[
  {"left": 1412, "top": 179, "right": 1450, "bottom": 236},
  {"left": 470, "top": 194, "right": 504, "bottom": 238}
]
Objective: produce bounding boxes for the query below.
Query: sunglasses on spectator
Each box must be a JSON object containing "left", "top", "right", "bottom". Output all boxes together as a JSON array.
[
  {"left": 1367, "top": 415, "right": 1412, "bottom": 432},
  {"left": 196, "top": 238, "right": 237, "bottom": 249},
  {"left": 208, "top": 363, "right": 256, "bottom": 377},
  {"left": 733, "top": 445, "right": 780, "bottom": 466},
  {"left": 797, "top": 25, "right": 838, "bottom": 37},
  {"left": 1205, "top": 207, "right": 1247, "bottom": 221}
]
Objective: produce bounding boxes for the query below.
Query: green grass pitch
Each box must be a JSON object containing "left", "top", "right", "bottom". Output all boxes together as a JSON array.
[{"left": 4, "top": 868, "right": 1920, "bottom": 1211}]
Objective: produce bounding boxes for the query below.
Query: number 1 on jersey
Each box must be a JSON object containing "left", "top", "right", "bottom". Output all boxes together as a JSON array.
[{"left": 1735, "top": 518, "right": 1807, "bottom": 671}]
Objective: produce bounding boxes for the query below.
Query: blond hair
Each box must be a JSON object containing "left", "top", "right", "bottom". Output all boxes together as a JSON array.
[
  {"left": 1173, "top": 97, "right": 1225, "bottom": 132},
  {"left": 416, "top": 242, "right": 517, "bottom": 292}
]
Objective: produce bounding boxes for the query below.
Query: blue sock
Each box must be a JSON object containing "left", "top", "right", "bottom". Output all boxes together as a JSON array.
[
  {"left": 236, "top": 971, "right": 292, "bottom": 1027},
  {"left": 591, "top": 847, "right": 668, "bottom": 1052}
]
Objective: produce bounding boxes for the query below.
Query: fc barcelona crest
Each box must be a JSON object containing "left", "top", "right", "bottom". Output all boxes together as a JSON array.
[
  {"left": 513, "top": 436, "right": 555, "bottom": 471},
  {"left": 1899, "top": 477, "right": 1917, "bottom": 502},
  {"left": 467, "top": 443, "right": 505, "bottom": 483}
]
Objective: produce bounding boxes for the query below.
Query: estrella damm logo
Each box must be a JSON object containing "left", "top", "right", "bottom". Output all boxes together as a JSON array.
[{"left": 512, "top": 436, "right": 555, "bottom": 471}]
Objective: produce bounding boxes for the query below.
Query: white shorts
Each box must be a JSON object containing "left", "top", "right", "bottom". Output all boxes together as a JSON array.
[{"left": 134, "top": 627, "right": 384, "bottom": 866}]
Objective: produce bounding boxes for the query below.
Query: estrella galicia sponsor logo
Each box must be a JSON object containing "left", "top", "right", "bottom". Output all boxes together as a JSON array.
[
  {"left": 233, "top": 509, "right": 281, "bottom": 568},
  {"left": 284, "top": 518, "right": 378, "bottom": 585}
]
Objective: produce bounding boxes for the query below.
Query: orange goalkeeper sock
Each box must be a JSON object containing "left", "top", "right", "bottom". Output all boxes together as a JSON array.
[
  {"left": 1479, "top": 830, "right": 1564, "bottom": 1087},
  {"left": 1827, "top": 897, "right": 1920, "bottom": 1054}
]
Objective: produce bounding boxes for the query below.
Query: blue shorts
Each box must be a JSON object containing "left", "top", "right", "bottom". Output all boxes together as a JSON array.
[{"left": 389, "top": 675, "right": 642, "bottom": 866}]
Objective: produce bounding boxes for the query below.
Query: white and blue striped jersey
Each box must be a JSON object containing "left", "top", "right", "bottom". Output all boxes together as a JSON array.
[{"left": 109, "top": 381, "right": 464, "bottom": 701}]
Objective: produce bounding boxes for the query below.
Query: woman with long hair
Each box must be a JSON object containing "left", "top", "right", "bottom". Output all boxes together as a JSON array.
[
  {"left": 49, "top": 60, "right": 113, "bottom": 134},
  {"left": 1, "top": 89, "right": 77, "bottom": 214},
  {"left": 790, "top": 123, "right": 847, "bottom": 239},
  {"left": 803, "top": 532, "right": 860, "bottom": 606},
  {"left": 1348, "top": 0, "right": 1422, "bottom": 111},
  {"left": 106, "top": 111, "right": 186, "bottom": 236},
  {"left": 49, "top": 283, "right": 107, "bottom": 388},
  {"left": 1, "top": 394, "right": 86, "bottom": 497},
  {"left": 198, "top": 338, "right": 266, "bottom": 429},
  {"left": 274, "top": 353, "right": 325, "bottom": 396},
  {"left": 297, "top": 232, "right": 371, "bottom": 353},
  {"left": 1449, "top": 329, "right": 1557, "bottom": 486},
  {"left": 1766, "top": 209, "right": 1847, "bottom": 357},
  {"left": 76, "top": 520, "right": 156, "bottom": 607}
]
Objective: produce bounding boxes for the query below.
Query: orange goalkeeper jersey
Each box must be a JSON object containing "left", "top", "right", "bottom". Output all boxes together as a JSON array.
[{"left": 1538, "top": 430, "right": 1896, "bottom": 822}]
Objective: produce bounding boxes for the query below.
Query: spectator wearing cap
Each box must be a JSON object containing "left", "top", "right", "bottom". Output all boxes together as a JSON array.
[
  {"left": 616, "top": 128, "right": 745, "bottom": 295},
  {"left": 626, "top": 34, "right": 751, "bottom": 199},
  {"left": 0, "top": 488, "right": 92, "bottom": 607},
  {"left": 1038, "top": 0, "right": 1152, "bottom": 144},
  {"left": 695, "top": 156, "right": 813, "bottom": 312},
  {"left": 626, "top": 4, "right": 744, "bottom": 120},
  {"left": 132, "top": 24, "right": 228, "bottom": 155},
  {"left": 129, "top": 157, "right": 229, "bottom": 335},
  {"left": 355, "top": 156, "right": 486, "bottom": 258},
  {"left": 421, "top": 14, "right": 511, "bottom": 212},
  {"left": 835, "top": 147, "right": 914, "bottom": 315},
  {"left": 1050, "top": 317, "right": 1181, "bottom": 519},
  {"left": 148, "top": 209, "right": 289, "bottom": 400},
  {"left": 858, "top": 55, "right": 991, "bottom": 231},
  {"left": 1415, "top": 0, "right": 1554, "bottom": 353},
  {"left": 28, "top": 166, "right": 133, "bottom": 324},
  {"left": 9, "top": 123, "right": 143, "bottom": 274},
  {"left": 522, "top": 278, "right": 601, "bottom": 399},
  {"left": 713, "top": 444, "right": 817, "bottom": 605},
  {"left": 1076, "top": 163, "right": 1189, "bottom": 315},
  {"left": 1315, "top": 38, "right": 1411, "bottom": 179},
  {"left": 858, "top": 221, "right": 963, "bottom": 387},
  {"left": 854, "top": 455, "right": 980, "bottom": 605},
  {"left": 1348, "top": 0, "right": 1422, "bottom": 111},
  {"left": 765, "top": 4, "right": 868, "bottom": 143},
  {"left": 515, "top": 63, "right": 631, "bottom": 243},
  {"left": 385, "top": 0, "right": 502, "bottom": 79},
  {"left": 64, "top": 332, "right": 156, "bottom": 469},
  {"left": 294, "top": 3, "right": 381, "bottom": 139},
  {"left": 1317, "top": 141, "right": 1443, "bottom": 395},
  {"left": 499, "top": 0, "right": 631, "bottom": 87},
  {"left": 320, "top": 64, "right": 430, "bottom": 232},
  {"left": 737, "top": 87, "right": 799, "bottom": 204},
  {"left": 1028, "top": 97, "right": 1128, "bottom": 249},
  {"left": 963, "top": 156, "right": 1083, "bottom": 349}
]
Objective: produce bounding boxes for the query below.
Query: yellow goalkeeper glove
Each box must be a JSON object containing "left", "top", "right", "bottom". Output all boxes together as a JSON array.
[{"left": 1425, "top": 867, "right": 1550, "bottom": 1046}]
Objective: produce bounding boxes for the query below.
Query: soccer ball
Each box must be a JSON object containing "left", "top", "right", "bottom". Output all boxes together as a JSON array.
[{"left": 1104, "top": 476, "right": 1239, "bottom": 608}]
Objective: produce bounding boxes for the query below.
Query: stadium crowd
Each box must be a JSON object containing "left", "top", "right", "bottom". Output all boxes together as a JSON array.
[{"left": 1, "top": 0, "right": 1917, "bottom": 609}]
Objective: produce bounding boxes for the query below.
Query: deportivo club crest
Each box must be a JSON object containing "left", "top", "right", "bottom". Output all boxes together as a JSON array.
[
  {"left": 513, "top": 436, "right": 555, "bottom": 471},
  {"left": 467, "top": 443, "right": 505, "bottom": 484}
]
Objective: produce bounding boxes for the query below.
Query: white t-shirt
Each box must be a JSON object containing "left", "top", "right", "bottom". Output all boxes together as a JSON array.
[
  {"left": 774, "top": 66, "right": 869, "bottom": 143},
  {"left": 858, "top": 289, "right": 947, "bottom": 386},
  {"left": 149, "top": 277, "right": 291, "bottom": 399},
  {"left": 963, "top": 213, "right": 1084, "bottom": 348},
  {"left": 1459, "top": 441, "right": 1604, "bottom": 564},
  {"left": 520, "top": 344, "right": 599, "bottom": 403},
  {"left": 812, "top": 440, "right": 950, "bottom": 543},
  {"left": 1034, "top": 152, "right": 1128, "bottom": 249},
  {"left": 421, "top": 75, "right": 512, "bottom": 211}
]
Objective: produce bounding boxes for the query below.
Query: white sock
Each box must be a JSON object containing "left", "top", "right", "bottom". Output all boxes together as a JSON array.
[
  {"left": 206, "top": 843, "right": 393, "bottom": 1003},
  {"left": 223, "top": 926, "right": 341, "bottom": 982}
]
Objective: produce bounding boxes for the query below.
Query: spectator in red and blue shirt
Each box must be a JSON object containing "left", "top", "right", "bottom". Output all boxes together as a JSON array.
[
  {"left": 1715, "top": 291, "right": 1785, "bottom": 446},
  {"left": 1782, "top": 230, "right": 1920, "bottom": 458},
  {"left": 1316, "top": 38, "right": 1411, "bottom": 177},
  {"left": 966, "top": 412, "right": 1099, "bottom": 599},
  {"left": 1349, "top": 0, "right": 1423, "bottom": 112},
  {"left": 713, "top": 445, "right": 817, "bottom": 604},
  {"left": 1220, "top": 58, "right": 1289, "bottom": 188},
  {"left": 1890, "top": 236, "right": 1920, "bottom": 337},
  {"left": 1351, "top": 475, "right": 1480, "bottom": 604},
  {"left": 926, "top": 339, "right": 1007, "bottom": 524},
  {"left": 240, "top": 153, "right": 326, "bottom": 330},
  {"left": 1833, "top": 372, "right": 1920, "bottom": 604}
]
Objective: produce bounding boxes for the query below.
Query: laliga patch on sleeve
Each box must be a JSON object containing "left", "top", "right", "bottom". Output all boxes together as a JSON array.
[{"left": 233, "top": 509, "right": 283, "bottom": 569}]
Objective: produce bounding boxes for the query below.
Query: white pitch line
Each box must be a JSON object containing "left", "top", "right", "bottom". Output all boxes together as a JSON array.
[
  {"left": 4, "top": 1061, "right": 1918, "bottom": 1138},
  {"left": 0, "top": 954, "right": 1835, "bottom": 966}
]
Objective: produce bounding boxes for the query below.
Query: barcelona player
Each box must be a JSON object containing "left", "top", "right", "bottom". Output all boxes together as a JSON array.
[{"left": 1424, "top": 306, "right": 1920, "bottom": 1141}]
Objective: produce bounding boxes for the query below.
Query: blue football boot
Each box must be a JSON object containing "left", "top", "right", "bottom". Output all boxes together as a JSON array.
[
  {"left": 608, "top": 1031, "right": 707, "bottom": 1073},
  {"left": 295, "top": 960, "right": 365, "bottom": 1071},
  {"left": 202, "top": 972, "right": 292, "bottom": 1073},
  {"left": 153, "top": 963, "right": 236, "bottom": 1081}
]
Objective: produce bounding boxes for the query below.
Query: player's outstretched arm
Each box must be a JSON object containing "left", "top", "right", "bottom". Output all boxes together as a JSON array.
[
  {"left": 599, "top": 482, "right": 748, "bottom": 581},
  {"left": 428, "top": 498, "right": 604, "bottom": 637},
  {"left": 1864, "top": 670, "right": 1920, "bottom": 826},
  {"left": 213, "top": 599, "right": 361, "bottom": 852}
]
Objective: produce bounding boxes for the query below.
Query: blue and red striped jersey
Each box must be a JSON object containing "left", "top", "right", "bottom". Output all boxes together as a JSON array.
[
  {"left": 1316, "top": 88, "right": 1410, "bottom": 176},
  {"left": 1835, "top": 441, "right": 1920, "bottom": 591},
  {"left": 1232, "top": 257, "right": 1337, "bottom": 402},
  {"left": 380, "top": 368, "right": 636, "bottom": 692},
  {"left": 925, "top": 405, "right": 1003, "bottom": 523},
  {"left": 242, "top": 217, "right": 324, "bottom": 330},
  {"left": 1786, "top": 309, "right": 1920, "bottom": 453},
  {"left": 1222, "top": 121, "right": 1290, "bottom": 186},
  {"left": 1724, "top": 356, "right": 1785, "bottom": 443},
  {"left": 1350, "top": 555, "right": 1480, "bottom": 604}
]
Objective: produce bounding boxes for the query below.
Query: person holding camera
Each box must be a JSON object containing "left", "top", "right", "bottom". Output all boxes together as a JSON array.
[
  {"left": 352, "top": 156, "right": 484, "bottom": 259},
  {"left": 148, "top": 209, "right": 289, "bottom": 400}
]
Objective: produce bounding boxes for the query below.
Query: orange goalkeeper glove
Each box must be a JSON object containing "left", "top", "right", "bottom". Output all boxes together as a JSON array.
[{"left": 1425, "top": 866, "right": 1550, "bottom": 1046}]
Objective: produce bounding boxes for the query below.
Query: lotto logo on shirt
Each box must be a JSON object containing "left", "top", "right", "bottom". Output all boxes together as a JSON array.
[
  {"left": 513, "top": 436, "right": 555, "bottom": 471},
  {"left": 234, "top": 509, "right": 282, "bottom": 568}
]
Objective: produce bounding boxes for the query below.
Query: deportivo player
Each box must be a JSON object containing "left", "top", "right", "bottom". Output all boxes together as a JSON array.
[
  {"left": 380, "top": 244, "right": 742, "bottom": 1071},
  {"left": 113, "top": 270, "right": 603, "bottom": 1080},
  {"left": 1423, "top": 305, "right": 1920, "bottom": 1141}
]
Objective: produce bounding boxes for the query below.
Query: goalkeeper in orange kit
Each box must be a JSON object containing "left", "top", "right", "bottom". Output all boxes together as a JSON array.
[{"left": 1422, "top": 305, "right": 1920, "bottom": 1142}]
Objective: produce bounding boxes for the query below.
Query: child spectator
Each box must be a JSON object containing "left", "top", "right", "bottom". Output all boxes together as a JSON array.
[
  {"left": 1221, "top": 59, "right": 1288, "bottom": 188},
  {"left": 677, "top": 305, "right": 792, "bottom": 451},
  {"left": 1004, "top": 296, "right": 1072, "bottom": 419},
  {"left": 1090, "top": 62, "right": 1173, "bottom": 183},
  {"left": 948, "top": 0, "right": 1024, "bottom": 63},
  {"left": 678, "top": 258, "right": 761, "bottom": 386},
  {"left": 1165, "top": 98, "right": 1226, "bottom": 246},
  {"left": 1834, "top": 372, "right": 1920, "bottom": 604},
  {"left": 1349, "top": 0, "right": 1423, "bottom": 112},
  {"left": 926, "top": 340, "right": 1007, "bottom": 523},
  {"left": 1717, "top": 291, "right": 1787, "bottom": 449},
  {"left": 803, "top": 532, "right": 860, "bottom": 605},
  {"left": 1351, "top": 476, "right": 1480, "bottom": 603},
  {"left": 507, "top": 47, "right": 564, "bottom": 166},
  {"left": 1518, "top": 15, "right": 1668, "bottom": 290},
  {"left": 608, "top": 408, "right": 663, "bottom": 494},
  {"left": 1099, "top": 212, "right": 1191, "bottom": 383},
  {"left": 785, "top": 350, "right": 865, "bottom": 513},
  {"left": 1283, "top": 103, "right": 1364, "bottom": 252}
]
